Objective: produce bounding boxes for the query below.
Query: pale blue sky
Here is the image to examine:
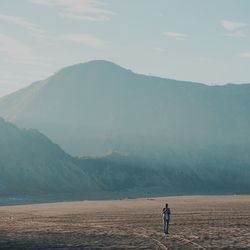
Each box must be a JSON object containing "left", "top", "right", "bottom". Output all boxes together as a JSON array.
[{"left": 0, "top": 0, "right": 250, "bottom": 96}]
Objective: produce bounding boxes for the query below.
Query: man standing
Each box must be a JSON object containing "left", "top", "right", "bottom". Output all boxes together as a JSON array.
[{"left": 162, "top": 203, "right": 171, "bottom": 235}]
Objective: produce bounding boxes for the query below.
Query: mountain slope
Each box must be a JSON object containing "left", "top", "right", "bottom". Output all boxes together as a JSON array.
[
  {"left": 1, "top": 60, "right": 250, "bottom": 198},
  {"left": 0, "top": 118, "right": 204, "bottom": 198},
  {"left": 0, "top": 117, "right": 99, "bottom": 196},
  {"left": 0, "top": 118, "right": 250, "bottom": 201},
  {"left": 1, "top": 60, "right": 250, "bottom": 159}
]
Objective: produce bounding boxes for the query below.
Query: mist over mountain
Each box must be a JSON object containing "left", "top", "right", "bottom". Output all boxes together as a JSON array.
[
  {"left": 0, "top": 117, "right": 101, "bottom": 197},
  {"left": 1, "top": 60, "right": 250, "bottom": 159},
  {"left": 0, "top": 60, "right": 250, "bottom": 199},
  {"left": 0, "top": 117, "right": 250, "bottom": 202},
  {"left": 0, "top": 118, "right": 213, "bottom": 200}
]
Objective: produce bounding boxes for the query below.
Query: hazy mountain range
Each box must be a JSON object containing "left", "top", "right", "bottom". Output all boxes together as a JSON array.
[
  {"left": 1, "top": 117, "right": 249, "bottom": 202},
  {"left": 0, "top": 117, "right": 99, "bottom": 197},
  {"left": 1, "top": 61, "right": 250, "bottom": 158},
  {"left": 0, "top": 60, "right": 250, "bottom": 200}
]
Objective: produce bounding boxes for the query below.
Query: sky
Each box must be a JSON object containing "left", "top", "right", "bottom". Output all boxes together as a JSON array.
[{"left": 0, "top": 0, "right": 250, "bottom": 97}]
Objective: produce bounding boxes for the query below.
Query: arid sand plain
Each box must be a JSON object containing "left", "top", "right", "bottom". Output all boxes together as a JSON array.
[{"left": 0, "top": 195, "right": 250, "bottom": 249}]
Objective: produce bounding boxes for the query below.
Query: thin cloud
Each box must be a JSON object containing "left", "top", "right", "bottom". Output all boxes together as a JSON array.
[
  {"left": 0, "top": 33, "right": 50, "bottom": 65},
  {"left": 239, "top": 52, "right": 250, "bottom": 59},
  {"left": 221, "top": 20, "right": 247, "bottom": 31},
  {"left": 61, "top": 33, "right": 107, "bottom": 48},
  {"left": 221, "top": 20, "right": 248, "bottom": 38},
  {"left": 0, "top": 14, "right": 46, "bottom": 38},
  {"left": 152, "top": 47, "right": 166, "bottom": 52},
  {"left": 59, "top": 12, "right": 111, "bottom": 22},
  {"left": 162, "top": 31, "right": 187, "bottom": 40},
  {"left": 30, "top": 0, "right": 115, "bottom": 22},
  {"left": 225, "top": 30, "right": 246, "bottom": 38}
]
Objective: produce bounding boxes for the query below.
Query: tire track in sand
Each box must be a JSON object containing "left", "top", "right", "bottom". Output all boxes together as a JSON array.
[
  {"left": 90, "top": 223, "right": 168, "bottom": 249},
  {"left": 134, "top": 227, "right": 206, "bottom": 250},
  {"left": 88, "top": 221, "right": 206, "bottom": 249},
  {"left": 133, "top": 232, "right": 168, "bottom": 250},
  {"left": 168, "top": 234, "right": 207, "bottom": 250}
]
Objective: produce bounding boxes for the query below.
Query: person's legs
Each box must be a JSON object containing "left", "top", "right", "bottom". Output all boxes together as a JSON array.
[
  {"left": 166, "top": 219, "right": 170, "bottom": 233},
  {"left": 163, "top": 218, "right": 167, "bottom": 234}
]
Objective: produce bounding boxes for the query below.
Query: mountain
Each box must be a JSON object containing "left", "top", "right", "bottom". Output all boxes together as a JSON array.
[
  {"left": 0, "top": 117, "right": 100, "bottom": 197},
  {"left": 0, "top": 118, "right": 199, "bottom": 199},
  {"left": 0, "top": 60, "right": 250, "bottom": 159},
  {"left": 0, "top": 118, "right": 164, "bottom": 199},
  {"left": 0, "top": 60, "right": 250, "bottom": 197},
  {"left": 0, "top": 118, "right": 249, "bottom": 203}
]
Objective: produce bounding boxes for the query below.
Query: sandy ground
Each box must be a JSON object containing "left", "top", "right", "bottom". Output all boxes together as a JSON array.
[{"left": 0, "top": 195, "right": 250, "bottom": 249}]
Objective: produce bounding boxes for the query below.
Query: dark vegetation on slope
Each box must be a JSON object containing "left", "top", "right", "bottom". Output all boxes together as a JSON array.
[{"left": 0, "top": 118, "right": 249, "bottom": 202}]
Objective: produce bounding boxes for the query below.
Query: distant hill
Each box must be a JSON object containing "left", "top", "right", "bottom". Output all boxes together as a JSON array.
[
  {"left": 0, "top": 61, "right": 250, "bottom": 198},
  {"left": 0, "top": 117, "right": 250, "bottom": 202},
  {"left": 0, "top": 117, "right": 202, "bottom": 198},
  {"left": 0, "top": 117, "right": 100, "bottom": 197}
]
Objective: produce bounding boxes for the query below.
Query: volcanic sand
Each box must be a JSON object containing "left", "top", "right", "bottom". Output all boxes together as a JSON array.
[{"left": 0, "top": 195, "right": 250, "bottom": 249}]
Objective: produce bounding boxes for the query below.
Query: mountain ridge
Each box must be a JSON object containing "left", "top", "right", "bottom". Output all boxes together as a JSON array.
[
  {"left": 0, "top": 111, "right": 250, "bottom": 203},
  {"left": 2, "top": 60, "right": 250, "bottom": 105},
  {"left": 1, "top": 60, "right": 250, "bottom": 157}
]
